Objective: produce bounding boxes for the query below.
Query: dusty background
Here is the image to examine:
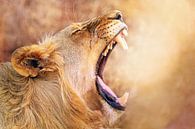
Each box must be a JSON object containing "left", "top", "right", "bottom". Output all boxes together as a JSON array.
[{"left": 0, "top": 0, "right": 195, "bottom": 129}]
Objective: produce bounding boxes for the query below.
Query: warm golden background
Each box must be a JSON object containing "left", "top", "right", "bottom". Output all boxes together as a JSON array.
[{"left": 0, "top": 0, "right": 195, "bottom": 129}]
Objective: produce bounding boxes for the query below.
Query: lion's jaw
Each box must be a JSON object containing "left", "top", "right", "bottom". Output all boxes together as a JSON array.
[{"left": 52, "top": 10, "right": 129, "bottom": 111}]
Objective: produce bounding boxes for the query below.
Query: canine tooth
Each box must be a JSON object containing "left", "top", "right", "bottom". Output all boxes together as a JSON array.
[
  {"left": 115, "top": 34, "right": 128, "bottom": 50},
  {"left": 122, "top": 29, "right": 128, "bottom": 37},
  {"left": 118, "top": 92, "right": 129, "bottom": 106}
]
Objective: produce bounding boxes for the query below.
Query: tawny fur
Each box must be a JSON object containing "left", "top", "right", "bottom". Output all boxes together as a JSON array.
[
  {"left": 0, "top": 11, "right": 127, "bottom": 129},
  {"left": 0, "top": 1, "right": 195, "bottom": 129},
  {"left": 0, "top": 42, "right": 103, "bottom": 129}
]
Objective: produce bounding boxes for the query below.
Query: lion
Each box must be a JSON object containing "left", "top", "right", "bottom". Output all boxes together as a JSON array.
[{"left": 0, "top": 10, "right": 129, "bottom": 129}]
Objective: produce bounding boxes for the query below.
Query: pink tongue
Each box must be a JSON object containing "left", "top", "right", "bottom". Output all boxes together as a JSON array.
[{"left": 97, "top": 76, "right": 117, "bottom": 98}]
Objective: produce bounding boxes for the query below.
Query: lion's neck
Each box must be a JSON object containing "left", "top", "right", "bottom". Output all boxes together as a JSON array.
[{"left": 0, "top": 63, "right": 103, "bottom": 129}]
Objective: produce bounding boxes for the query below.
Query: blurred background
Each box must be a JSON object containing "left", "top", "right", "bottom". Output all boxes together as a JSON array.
[
  {"left": 0, "top": 0, "right": 119, "bottom": 61},
  {"left": 0, "top": 0, "right": 195, "bottom": 129}
]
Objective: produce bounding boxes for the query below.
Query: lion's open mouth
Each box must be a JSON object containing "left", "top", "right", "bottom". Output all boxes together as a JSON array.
[{"left": 96, "top": 27, "right": 128, "bottom": 111}]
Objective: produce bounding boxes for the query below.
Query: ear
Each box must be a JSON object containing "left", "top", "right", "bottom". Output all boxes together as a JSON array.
[{"left": 11, "top": 43, "right": 60, "bottom": 77}]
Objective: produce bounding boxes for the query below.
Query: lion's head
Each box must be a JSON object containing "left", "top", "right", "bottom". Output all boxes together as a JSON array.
[
  {"left": 0, "top": 10, "right": 129, "bottom": 129},
  {"left": 12, "top": 10, "right": 129, "bottom": 111}
]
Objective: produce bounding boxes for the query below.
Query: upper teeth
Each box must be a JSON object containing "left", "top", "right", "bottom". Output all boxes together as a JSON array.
[
  {"left": 102, "top": 48, "right": 109, "bottom": 56},
  {"left": 114, "top": 29, "right": 128, "bottom": 50},
  {"left": 108, "top": 43, "right": 113, "bottom": 50},
  {"left": 122, "top": 29, "right": 128, "bottom": 37},
  {"left": 102, "top": 42, "right": 113, "bottom": 56},
  {"left": 102, "top": 29, "right": 128, "bottom": 56}
]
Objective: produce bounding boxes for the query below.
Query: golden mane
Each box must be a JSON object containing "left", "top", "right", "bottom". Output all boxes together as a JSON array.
[{"left": 0, "top": 42, "right": 103, "bottom": 129}]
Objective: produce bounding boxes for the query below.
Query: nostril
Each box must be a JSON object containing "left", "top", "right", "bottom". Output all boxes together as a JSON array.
[{"left": 115, "top": 13, "right": 122, "bottom": 20}]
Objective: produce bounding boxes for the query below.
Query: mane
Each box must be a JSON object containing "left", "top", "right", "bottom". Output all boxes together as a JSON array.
[{"left": 0, "top": 42, "right": 103, "bottom": 129}]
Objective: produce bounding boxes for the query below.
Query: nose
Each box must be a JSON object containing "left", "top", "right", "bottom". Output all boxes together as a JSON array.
[
  {"left": 107, "top": 10, "right": 123, "bottom": 21},
  {"left": 115, "top": 12, "right": 122, "bottom": 20}
]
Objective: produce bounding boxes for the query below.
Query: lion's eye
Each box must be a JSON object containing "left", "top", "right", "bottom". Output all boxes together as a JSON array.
[{"left": 71, "top": 29, "right": 81, "bottom": 35}]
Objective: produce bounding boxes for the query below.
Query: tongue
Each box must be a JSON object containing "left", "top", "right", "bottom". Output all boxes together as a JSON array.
[
  {"left": 97, "top": 76, "right": 117, "bottom": 98},
  {"left": 96, "top": 76, "right": 128, "bottom": 111}
]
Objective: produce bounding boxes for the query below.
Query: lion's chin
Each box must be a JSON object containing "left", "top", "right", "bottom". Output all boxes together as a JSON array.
[{"left": 95, "top": 29, "right": 129, "bottom": 111}]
